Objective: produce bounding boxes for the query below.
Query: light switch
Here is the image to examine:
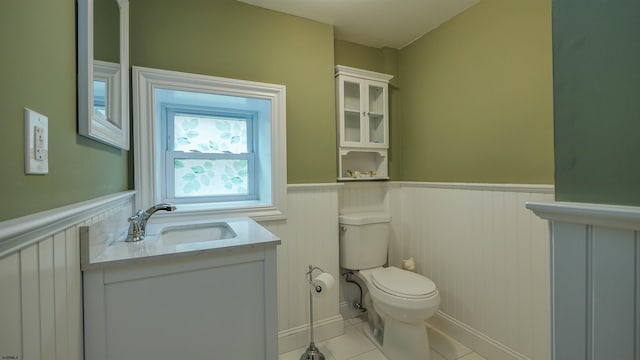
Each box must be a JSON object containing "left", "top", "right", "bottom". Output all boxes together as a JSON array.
[{"left": 24, "top": 108, "right": 49, "bottom": 175}]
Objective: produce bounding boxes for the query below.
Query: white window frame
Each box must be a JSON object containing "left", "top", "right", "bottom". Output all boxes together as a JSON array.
[
  {"left": 162, "top": 105, "right": 258, "bottom": 203},
  {"left": 133, "top": 66, "right": 287, "bottom": 221}
]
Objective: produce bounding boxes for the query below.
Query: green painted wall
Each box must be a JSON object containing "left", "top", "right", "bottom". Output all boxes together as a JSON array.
[
  {"left": 553, "top": 0, "right": 640, "bottom": 205},
  {"left": 398, "top": 0, "right": 554, "bottom": 183},
  {"left": 334, "top": 40, "right": 402, "bottom": 179},
  {"left": 334, "top": 40, "right": 399, "bottom": 84},
  {"left": 0, "top": 0, "right": 129, "bottom": 222},
  {"left": 130, "top": 0, "right": 336, "bottom": 184},
  {"left": 94, "top": 0, "right": 120, "bottom": 63}
]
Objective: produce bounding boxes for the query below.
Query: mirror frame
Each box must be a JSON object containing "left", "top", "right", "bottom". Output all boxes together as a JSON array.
[{"left": 77, "top": 0, "right": 130, "bottom": 150}]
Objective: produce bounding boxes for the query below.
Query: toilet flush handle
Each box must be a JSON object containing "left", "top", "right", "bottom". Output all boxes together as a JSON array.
[{"left": 340, "top": 226, "right": 347, "bottom": 232}]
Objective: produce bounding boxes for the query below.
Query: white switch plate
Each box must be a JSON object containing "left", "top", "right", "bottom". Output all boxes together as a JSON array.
[{"left": 24, "top": 108, "right": 49, "bottom": 175}]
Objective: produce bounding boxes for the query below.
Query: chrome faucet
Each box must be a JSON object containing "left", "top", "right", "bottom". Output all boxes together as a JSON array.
[{"left": 126, "top": 203, "right": 177, "bottom": 242}]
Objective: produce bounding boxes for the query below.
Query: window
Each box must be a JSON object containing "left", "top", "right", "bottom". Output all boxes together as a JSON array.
[
  {"left": 162, "top": 103, "right": 256, "bottom": 202},
  {"left": 133, "top": 67, "right": 287, "bottom": 220}
]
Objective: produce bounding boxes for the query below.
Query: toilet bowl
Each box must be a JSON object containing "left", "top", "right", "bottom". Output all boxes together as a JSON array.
[
  {"left": 359, "top": 266, "right": 440, "bottom": 322},
  {"left": 356, "top": 266, "right": 440, "bottom": 360},
  {"left": 339, "top": 212, "right": 440, "bottom": 360}
]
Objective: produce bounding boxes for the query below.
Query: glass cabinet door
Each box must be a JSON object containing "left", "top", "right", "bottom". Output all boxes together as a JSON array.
[
  {"left": 368, "top": 83, "right": 385, "bottom": 145},
  {"left": 343, "top": 80, "right": 361, "bottom": 143}
]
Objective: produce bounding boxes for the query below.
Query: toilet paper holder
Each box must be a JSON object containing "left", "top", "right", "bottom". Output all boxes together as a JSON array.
[
  {"left": 300, "top": 265, "right": 329, "bottom": 360},
  {"left": 305, "top": 265, "right": 333, "bottom": 295}
]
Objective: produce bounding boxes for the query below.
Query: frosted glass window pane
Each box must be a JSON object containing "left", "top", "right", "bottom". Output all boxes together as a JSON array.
[
  {"left": 174, "top": 159, "right": 249, "bottom": 197},
  {"left": 173, "top": 114, "right": 248, "bottom": 154}
]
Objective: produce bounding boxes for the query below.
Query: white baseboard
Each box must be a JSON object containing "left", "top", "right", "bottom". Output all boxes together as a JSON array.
[
  {"left": 429, "top": 311, "right": 531, "bottom": 360},
  {"left": 278, "top": 315, "right": 344, "bottom": 354}
]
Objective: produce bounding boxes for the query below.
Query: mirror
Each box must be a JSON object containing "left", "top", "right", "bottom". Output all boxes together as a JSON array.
[{"left": 77, "top": 0, "right": 129, "bottom": 149}]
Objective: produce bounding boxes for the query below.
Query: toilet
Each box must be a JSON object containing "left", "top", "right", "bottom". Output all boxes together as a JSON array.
[{"left": 339, "top": 212, "right": 440, "bottom": 360}]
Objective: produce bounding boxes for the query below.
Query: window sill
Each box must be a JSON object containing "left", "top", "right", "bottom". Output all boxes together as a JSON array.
[{"left": 149, "top": 200, "right": 286, "bottom": 223}]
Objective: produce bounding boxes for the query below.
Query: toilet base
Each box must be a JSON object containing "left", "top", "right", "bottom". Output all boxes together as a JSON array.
[{"left": 363, "top": 318, "right": 431, "bottom": 360}]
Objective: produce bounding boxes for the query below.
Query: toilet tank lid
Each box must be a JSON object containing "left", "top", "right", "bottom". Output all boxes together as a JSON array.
[{"left": 339, "top": 212, "right": 391, "bottom": 225}]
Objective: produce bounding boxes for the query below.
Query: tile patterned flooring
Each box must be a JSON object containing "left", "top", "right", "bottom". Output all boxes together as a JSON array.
[{"left": 279, "top": 317, "right": 488, "bottom": 360}]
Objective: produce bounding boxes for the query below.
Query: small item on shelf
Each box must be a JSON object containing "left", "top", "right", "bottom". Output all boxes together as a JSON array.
[
  {"left": 352, "top": 170, "right": 361, "bottom": 178},
  {"left": 346, "top": 169, "right": 353, "bottom": 177}
]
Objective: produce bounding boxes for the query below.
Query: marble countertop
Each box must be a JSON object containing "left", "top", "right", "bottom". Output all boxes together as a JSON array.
[{"left": 81, "top": 216, "right": 280, "bottom": 270}]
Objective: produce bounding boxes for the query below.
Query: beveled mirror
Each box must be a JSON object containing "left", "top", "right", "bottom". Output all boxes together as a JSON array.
[{"left": 77, "top": 0, "right": 129, "bottom": 149}]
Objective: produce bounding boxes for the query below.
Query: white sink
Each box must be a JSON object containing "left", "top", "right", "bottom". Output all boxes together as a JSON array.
[
  {"left": 83, "top": 217, "right": 280, "bottom": 269},
  {"left": 159, "top": 222, "right": 237, "bottom": 245}
]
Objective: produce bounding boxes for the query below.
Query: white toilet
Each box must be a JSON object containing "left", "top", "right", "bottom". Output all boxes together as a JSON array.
[{"left": 339, "top": 212, "right": 440, "bottom": 360}]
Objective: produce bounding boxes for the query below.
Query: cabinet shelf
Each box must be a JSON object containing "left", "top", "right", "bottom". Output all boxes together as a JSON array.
[
  {"left": 338, "top": 176, "right": 390, "bottom": 182},
  {"left": 338, "top": 148, "right": 388, "bottom": 180}
]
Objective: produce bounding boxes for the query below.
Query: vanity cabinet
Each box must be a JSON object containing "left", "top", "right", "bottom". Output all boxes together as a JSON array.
[
  {"left": 83, "top": 247, "right": 278, "bottom": 360},
  {"left": 81, "top": 218, "right": 280, "bottom": 360},
  {"left": 335, "top": 65, "right": 393, "bottom": 180}
]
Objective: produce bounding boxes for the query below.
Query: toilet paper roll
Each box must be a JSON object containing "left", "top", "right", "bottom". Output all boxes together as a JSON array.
[{"left": 311, "top": 272, "right": 335, "bottom": 297}]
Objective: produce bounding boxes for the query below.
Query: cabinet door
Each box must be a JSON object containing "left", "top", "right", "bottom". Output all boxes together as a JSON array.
[
  {"left": 366, "top": 81, "right": 387, "bottom": 147},
  {"left": 338, "top": 76, "right": 363, "bottom": 146}
]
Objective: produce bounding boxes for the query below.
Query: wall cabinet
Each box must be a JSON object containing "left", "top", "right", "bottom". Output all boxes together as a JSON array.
[{"left": 335, "top": 65, "right": 393, "bottom": 180}]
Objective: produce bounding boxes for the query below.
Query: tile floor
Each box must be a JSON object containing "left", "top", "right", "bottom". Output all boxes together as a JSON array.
[{"left": 279, "top": 317, "right": 488, "bottom": 360}]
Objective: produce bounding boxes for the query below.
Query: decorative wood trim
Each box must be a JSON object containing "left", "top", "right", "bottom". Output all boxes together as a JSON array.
[
  {"left": 635, "top": 232, "right": 640, "bottom": 359},
  {"left": 334, "top": 65, "right": 394, "bottom": 82},
  {"left": 287, "top": 183, "right": 343, "bottom": 192},
  {"left": 0, "top": 191, "right": 135, "bottom": 259},
  {"left": 395, "top": 181, "right": 555, "bottom": 193},
  {"left": 429, "top": 312, "right": 531, "bottom": 360},
  {"left": 278, "top": 315, "right": 344, "bottom": 354},
  {"left": 526, "top": 201, "right": 640, "bottom": 230}
]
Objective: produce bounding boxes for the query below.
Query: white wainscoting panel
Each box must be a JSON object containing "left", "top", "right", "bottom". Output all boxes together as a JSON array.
[
  {"left": 0, "top": 192, "right": 134, "bottom": 360},
  {"left": 339, "top": 181, "right": 389, "bottom": 214},
  {"left": 339, "top": 182, "right": 554, "bottom": 360},
  {"left": 262, "top": 184, "right": 344, "bottom": 353},
  {"left": 528, "top": 201, "right": 640, "bottom": 360},
  {"left": 395, "top": 184, "right": 554, "bottom": 360}
]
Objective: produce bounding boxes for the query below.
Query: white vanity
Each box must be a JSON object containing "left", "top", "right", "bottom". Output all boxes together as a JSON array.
[{"left": 81, "top": 216, "right": 280, "bottom": 360}]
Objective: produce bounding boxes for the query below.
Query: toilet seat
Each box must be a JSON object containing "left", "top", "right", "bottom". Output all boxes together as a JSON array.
[{"left": 371, "top": 266, "right": 437, "bottom": 299}]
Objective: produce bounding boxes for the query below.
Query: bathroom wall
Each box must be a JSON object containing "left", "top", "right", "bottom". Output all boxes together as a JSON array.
[
  {"left": 0, "top": 0, "right": 129, "bottom": 222},
  {"left": 0, "top": 187, "right": 342, "bottom": 356},
  {"left": 339, "top": 182, "right": 554, "bottom": 360},
  {"left": 262, "top": 184, "right": 343, "bottom": 352},
  {"left": 398, "top": 0, "right": 554, "bottom": 184},
  {"left": 552, "top": 0, "right": 640, "bottom": 206},
  {"left": 392, "top": 184, "right": 553, "bottom": 360},
  {"left": 130, "top": 0, "right": 336, "bottom": 184},
  {"left": 0, "top": 193, "right": 134, "bottom": 360}
]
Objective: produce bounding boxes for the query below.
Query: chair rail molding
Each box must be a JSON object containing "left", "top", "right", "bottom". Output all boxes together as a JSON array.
[
  {"left": 0, "top": 191, "right": 135, "bottom": 259},
  {"left": 526, "top": 201, "right": 640, "bottom": 230}
]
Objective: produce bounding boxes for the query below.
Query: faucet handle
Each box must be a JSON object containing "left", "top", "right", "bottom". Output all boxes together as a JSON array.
[{"left": 128, "top": 209, "right": 144, "bottom": 223}]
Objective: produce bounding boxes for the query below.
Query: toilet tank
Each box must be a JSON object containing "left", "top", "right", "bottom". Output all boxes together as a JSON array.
[{"left": 339, "top": 212, "right": 391, "bottom": 270}]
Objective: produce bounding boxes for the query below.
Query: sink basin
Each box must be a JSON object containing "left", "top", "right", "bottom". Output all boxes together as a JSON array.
[{"left": 159, "top": 222, "right": 237, "bottom": 245}]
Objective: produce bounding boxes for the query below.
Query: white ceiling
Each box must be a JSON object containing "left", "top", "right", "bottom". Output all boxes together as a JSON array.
[{"left": 236, "top": 0, "right": 480, "bottom": 49}]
